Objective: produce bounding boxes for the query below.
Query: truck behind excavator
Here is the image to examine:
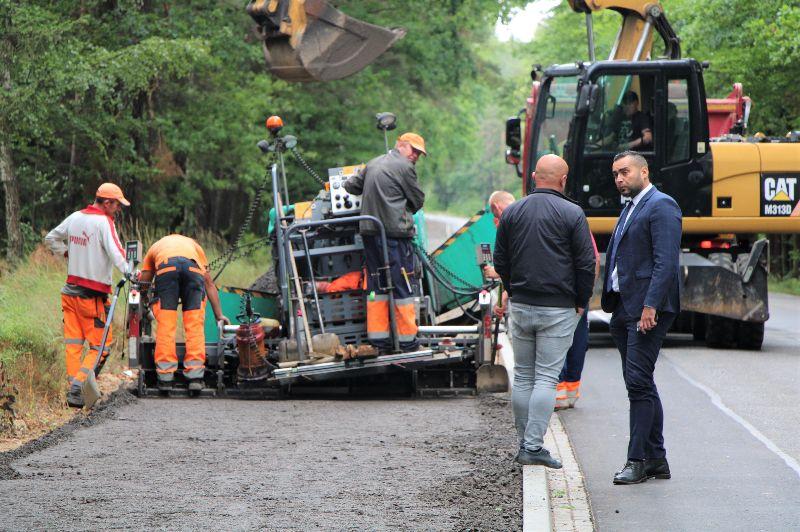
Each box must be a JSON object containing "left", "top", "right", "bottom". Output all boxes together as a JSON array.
[{"left": 504, "top": 0, "right": 800, "bottom": 349}]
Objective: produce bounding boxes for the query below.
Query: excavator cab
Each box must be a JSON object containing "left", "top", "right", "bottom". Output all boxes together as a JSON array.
[
  {"left": 246, "top": 0, "right": 406, "bottom": 82},
  {"left": 513, "top": 59, "right": 712, "bottom": 220}
]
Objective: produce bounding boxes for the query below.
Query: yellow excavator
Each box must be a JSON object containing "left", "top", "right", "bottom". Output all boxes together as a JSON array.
[
  {"left": 246, "top": 0, "right": 405, "bottom": 82},
  {"left": 504, "top": 0, "right": 800, "bottom": 349}
]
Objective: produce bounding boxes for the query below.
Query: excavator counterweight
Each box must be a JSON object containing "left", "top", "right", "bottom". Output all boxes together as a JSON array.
[{"left": 247, "top": 0, "right": 406, "bottom": 82}]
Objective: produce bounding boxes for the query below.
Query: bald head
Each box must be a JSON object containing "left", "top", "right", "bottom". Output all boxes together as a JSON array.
[
  {"left": 533, "top": 154, "right": 569, "bottom": 192},
  {"left": 488, "top": 190, "right": 515, "bottom": 219}
]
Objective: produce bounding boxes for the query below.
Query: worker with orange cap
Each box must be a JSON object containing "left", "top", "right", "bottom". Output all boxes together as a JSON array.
[
  {"left": 45, "top": 183, "right": 132, "bottom": 408},
  {"left": 138, "top": 234, "right": 229, "bottom": 391},
  {"left": 344, "top": 132, "right": 426, "bottom": 353}
]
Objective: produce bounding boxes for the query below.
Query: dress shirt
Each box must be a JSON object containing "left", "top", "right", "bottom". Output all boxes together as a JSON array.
[{"left": 611, "top": 183, "right": 653, "bottom": 292}]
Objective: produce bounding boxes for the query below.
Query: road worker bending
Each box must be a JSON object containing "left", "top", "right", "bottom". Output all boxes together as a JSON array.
[
  {"left": 138, "top": 235, "right": 229, "bottom": 391},
  {"left": 45, "top": 183, "right": 132, "bottom": 408}
]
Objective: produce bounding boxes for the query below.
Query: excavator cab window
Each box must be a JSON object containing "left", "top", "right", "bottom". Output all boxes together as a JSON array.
[
  {"left": 584, "top": 74, "right": 656, "bottom": 154},
  {"left": 564, "top": 60, "right": 711, "bottom": 218},
  {"left": 666, "top": 78, "right": 691, "bottom": 164},
  {"left": 535, "top": 75, "right": 579, "bottom": 159}
]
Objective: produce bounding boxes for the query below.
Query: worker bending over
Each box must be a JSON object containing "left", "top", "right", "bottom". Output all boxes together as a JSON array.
[
  {"left": 345, "top": 133, "right": 426, "bottom": 353},
  {"left": 45, "top": 183, "right": 131, "bottom": 408},
  {"left": 139, "top": 235, "right": 229, "bottom": 390}
]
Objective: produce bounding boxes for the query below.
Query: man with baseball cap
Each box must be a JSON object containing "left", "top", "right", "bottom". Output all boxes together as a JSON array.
[
  {"left": 45, "top": 182, "right": 131, "bottom": 408},
  {"left": 345, "top": 132, "right": 426, "bottom": 353}
]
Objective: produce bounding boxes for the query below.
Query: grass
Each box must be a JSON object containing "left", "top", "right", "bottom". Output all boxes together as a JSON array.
[
  {"left": 0, "top": 232, "right": 271, "bottom": 441},
  {"left": 769, "top": 276, "right": 800, "bottom": 296}
]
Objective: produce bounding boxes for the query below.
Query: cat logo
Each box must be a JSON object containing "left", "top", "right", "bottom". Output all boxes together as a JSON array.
[{"left": 761, "top": 174, "right": 799, "bottom": 216}]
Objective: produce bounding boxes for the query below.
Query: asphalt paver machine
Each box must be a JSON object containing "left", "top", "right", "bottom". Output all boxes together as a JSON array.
[{"left": 126, "top": 118, "right": 505, "bottom": 398}]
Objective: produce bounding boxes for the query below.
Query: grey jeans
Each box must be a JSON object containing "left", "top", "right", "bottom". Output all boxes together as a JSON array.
[{"left": 510, "top": 302, "right": 580, "bottom": 451}]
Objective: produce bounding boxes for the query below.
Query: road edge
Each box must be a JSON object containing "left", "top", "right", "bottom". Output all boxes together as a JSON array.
[{"left": 523, "top": 414, "right": 595, "bottom": 531}]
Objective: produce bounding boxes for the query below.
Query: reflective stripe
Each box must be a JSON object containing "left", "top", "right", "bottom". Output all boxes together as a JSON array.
[
  {"left": 367, "top": 331, "right": 391, "bottom": 340},
  {"left": 156, "top": 266, "right": 177, "bottom": 275},
  {"left": 184, "top": 367, "right": 205, "bottom": 379},
  {"left": 64, "top": 338, "right": 84, "bottom": 345},
  {"left": 188, "top": 266, "right": 204, "bottom": 275},
  {"left": 89, "top": 345, "right": 111, "bottom": 353},
  {"left": 73, "top": 367, "right": 91, "bottom": 383},
  {"left": 156, "top": 361, "right": 178, "bottom": 371}
]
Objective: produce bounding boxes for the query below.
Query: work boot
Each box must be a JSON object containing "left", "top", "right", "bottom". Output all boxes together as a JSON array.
[
  {"left": 66, "top": 386, "right": 84, "bottom": 409},
  {"left": 515, "top": 447, "right": 562, "bottom": 469},
  {"left": 565, "top": 381, "right": 581, "bottom": 408},
  {"left": 554, "top": 382, "right": 569, "bottom": 411},
  {"left": 187, "top": 379, "right": 204, "bottom": 391},
  {"left": 157, "top": 380, "right": 173, "bottom": 392}
]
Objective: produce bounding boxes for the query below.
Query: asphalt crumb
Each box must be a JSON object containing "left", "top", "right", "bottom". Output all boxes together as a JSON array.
[
  {"left": 0, "top": 388, "right": 137, "bottom": 480},
  {"left": 426, "top": 394, "right": 523, "bottom": 531}
]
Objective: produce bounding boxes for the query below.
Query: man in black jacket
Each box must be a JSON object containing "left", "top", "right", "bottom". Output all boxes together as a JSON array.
[
  {"left": 345, "top": 133, "right": 426, "bottom": 352},
  {"left": 494, "top": 154, "right": 596, "bottom": 468}
]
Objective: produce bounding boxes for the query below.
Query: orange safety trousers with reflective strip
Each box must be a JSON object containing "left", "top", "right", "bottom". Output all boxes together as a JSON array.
[
  {"left": 151, "top": 257, "right": 207, "bottom": 381},
  {"left": 363, "top": 235, "right": 418, "bottom": 350},
  {"left": 61, "top": 294, "right": 111, "bottom": 385}
]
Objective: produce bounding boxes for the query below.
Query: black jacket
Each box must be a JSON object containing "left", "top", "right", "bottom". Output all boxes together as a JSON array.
[
  {"left": 344, "top": 150, "right": 424, "bottom": 238},
  {"left": 494, "top": 188, "right": 596, "bottom": 309}
]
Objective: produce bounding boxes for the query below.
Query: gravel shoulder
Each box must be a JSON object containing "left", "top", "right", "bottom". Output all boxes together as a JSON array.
[{"left": 1, "top": 392, "right": 521, "bottom": 531}]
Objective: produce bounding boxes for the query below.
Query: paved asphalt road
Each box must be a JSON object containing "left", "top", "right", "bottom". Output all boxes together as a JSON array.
[{"left": 560, "top": 293, "right": 800, "bottom": 531}]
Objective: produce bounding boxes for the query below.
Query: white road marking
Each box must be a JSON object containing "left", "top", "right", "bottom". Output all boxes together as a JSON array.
[{"left": 665, "top": 356, "right": 800, "bottom": 479}]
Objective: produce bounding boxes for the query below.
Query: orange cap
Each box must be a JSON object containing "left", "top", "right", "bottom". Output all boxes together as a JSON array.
[
  {"left": 398, "top": 132, "right": 427, "bottom": 155},
  {"left": 96, "top": 183, "right": 130, "bottom": 206}
]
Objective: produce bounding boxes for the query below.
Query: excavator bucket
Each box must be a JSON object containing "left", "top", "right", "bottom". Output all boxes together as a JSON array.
[{"left": 247, "top": 0, "right": 406, "bottom": 83}]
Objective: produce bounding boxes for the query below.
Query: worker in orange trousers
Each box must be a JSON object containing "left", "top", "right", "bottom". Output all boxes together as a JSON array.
[
  {"left": 46, "top": 183, "right": 132, "bottom": 408},
  {"left": 139, "top": 235, "right": 229, "bottom": 391}
]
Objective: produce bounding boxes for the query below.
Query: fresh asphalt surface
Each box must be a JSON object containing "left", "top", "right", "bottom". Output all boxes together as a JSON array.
[{"left": 561, "top": 293, "right": 800, "bottom": 531}]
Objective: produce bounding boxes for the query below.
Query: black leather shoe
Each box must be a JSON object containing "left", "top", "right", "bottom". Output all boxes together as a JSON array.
[
  {"left": 515, "top": 447, "right": 563, "bottom": 469},
  {"left": 613, "top": 461, "right": 648, "bottom": 484},
  {"left": 645, "top": 457, "right": 671, "bottom": 479}
]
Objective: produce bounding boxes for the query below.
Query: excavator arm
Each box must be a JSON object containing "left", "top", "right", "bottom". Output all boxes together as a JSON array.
[
  {"left": 246, "top": 0, "right": 406, "bottom": 82},
  {"left": 567, "top": 0, "right": 680, "bottom": 61}
]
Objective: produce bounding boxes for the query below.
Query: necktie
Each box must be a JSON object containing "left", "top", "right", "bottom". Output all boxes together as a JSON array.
[{"left": 606, "top": 202, "right": 632, "bottom": 290}]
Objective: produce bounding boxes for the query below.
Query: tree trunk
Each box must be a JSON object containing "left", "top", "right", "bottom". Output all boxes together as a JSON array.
[{"left": 0, "top": 67, "right": 22, "bottom": 263}]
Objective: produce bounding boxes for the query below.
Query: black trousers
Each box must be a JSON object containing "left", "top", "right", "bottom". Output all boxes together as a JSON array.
[{"left": 609, "top": 302, "right": 675, "bottom": 461}]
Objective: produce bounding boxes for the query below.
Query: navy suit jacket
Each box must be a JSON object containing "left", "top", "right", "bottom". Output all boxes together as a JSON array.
[{"left": 601, "top": 186, "right": 682, "bottom": 317}]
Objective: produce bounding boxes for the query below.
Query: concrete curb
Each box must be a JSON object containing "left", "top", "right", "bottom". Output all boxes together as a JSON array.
[
  {"left": 522, "top": 464, "right": 551, "bottom": 531},
  {"left": 522, "top": 415, "right": 595, "bottom": 531}
]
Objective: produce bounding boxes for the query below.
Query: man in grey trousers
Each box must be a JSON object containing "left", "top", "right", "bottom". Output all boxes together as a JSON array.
[{"left": 493, "top": 154, "right": 596, "bottom": 468}]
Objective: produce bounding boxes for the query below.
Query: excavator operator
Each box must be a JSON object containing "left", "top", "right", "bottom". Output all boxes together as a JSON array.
[
  {"left": 138, "top": 234, "right": 229, "bottom": 391},
  {"left": 605, "top": 91, "right": 653, "bottom": 151},
  {"left": 344, "top": 133, "right": 426, "bottom": 353}
]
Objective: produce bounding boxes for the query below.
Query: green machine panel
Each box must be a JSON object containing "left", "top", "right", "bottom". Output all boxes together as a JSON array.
[
  {"left": 203, "top": 287, "right": 279, "bottom": 341},
  {"left": 428, "top": 209, "right": 496, "bottom": 314}
]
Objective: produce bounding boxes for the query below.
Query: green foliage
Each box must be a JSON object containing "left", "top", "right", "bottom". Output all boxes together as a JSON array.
[
  {"left": 0, "top": 252, "right": 64, "bottom": 367},
  {"left": 769, "top": 277, "right": 800, "bottom": 297}
]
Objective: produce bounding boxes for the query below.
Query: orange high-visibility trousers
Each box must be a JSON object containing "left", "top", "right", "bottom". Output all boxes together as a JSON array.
[
  {"left": 61, "top": 294, "right": 111, "bottom": 385},
  {"left": 152, "top": 257, "right": 207, "bottom": 382},
  {"left": 363, "top": 235, "right": 419, "bottom": 351}
]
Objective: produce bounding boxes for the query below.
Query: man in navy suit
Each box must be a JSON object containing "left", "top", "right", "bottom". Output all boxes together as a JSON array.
[{"left": 601, "top": 151, "right": 682, "bottom": 485}]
